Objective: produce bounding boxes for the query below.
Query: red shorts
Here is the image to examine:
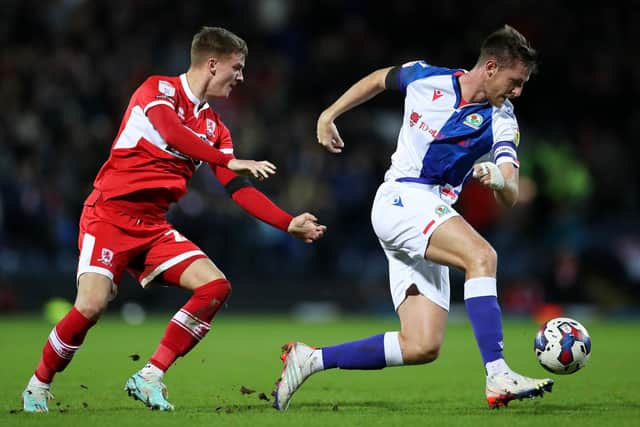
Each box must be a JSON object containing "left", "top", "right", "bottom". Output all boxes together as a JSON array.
[{"left": 77, "top": 191, "right": 206, "bottom": 288}]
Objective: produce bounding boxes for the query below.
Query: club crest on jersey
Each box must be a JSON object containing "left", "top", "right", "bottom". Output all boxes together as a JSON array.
[
  {"left": 158, "top": 80, "right": 176, "bottom": 97},
  {"left": 97, "top": 248, "right": 114, "bottom": 267},
  {"left": 206, "top": 119, "right": 216, "bottom": 136},
  {"left": 410, "top": 111, "right": 421, "bottom": 127},
  {"left": 463, "top": 113, "right": 483, "bottom": 129},
  {"left": 435, "top": 205, "right": 450, "bottom": 216}
]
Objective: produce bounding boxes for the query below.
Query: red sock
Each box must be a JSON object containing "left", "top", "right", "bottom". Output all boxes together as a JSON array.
[
  {"left": 35, "top": 307, "right": 96, "bottom": 383},
  {"left": 150, "top": 279, "right": 231, "bottom": 371}
]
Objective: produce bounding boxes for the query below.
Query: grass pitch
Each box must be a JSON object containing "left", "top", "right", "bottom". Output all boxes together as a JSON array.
[{"left": 1, "top": 314, "right": 639, "bottom": 426}]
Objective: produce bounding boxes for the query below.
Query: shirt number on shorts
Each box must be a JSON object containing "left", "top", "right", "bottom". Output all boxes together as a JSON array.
[{"left": 165, "top": 230, "right": 187, "bottom": 242}]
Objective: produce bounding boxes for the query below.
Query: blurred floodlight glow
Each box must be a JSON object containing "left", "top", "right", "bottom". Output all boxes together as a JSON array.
[{"left": 121, "top": 302, "right": 146, "bottom": 325}]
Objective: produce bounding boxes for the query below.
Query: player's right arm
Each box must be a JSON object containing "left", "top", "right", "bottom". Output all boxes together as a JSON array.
[
  {"left": 147, "top": 106, "right": 233, "bottom": 166},
  {"left": 147, "top": 106, "right": 276, "bottom": 180},
  {"left": 317, "top": 66, "right": 393, "bottom": 153}
]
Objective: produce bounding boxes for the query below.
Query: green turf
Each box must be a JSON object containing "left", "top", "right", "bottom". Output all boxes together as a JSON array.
[{"left": 1, "top": 314, "right": 639, "bottom": 426}]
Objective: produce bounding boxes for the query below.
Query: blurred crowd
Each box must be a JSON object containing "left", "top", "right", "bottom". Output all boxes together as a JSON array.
[{"left": 1, "top": 0, "right": 639, "bottom": 314}]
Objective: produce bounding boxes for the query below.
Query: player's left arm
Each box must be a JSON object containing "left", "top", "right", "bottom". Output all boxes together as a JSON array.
[
  {"left": 494, "top": 162, "right": 519, "bottom": 207},
  {"left": 474, "top": 104, "right": 521, "bottom": 207},
  {"left": 211, "top": 165, "right": 326, "bottom": 243},
  {"left": 473, "top": 161, "right": 519, "bottom": 207}
]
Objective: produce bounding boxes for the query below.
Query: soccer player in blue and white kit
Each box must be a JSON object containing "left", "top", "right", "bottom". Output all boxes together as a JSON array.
[{"left": 274, "top": 25, "right": 553, "bottom": 409}]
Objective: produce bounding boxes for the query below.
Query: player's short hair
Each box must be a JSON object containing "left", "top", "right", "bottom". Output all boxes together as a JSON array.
[
  {"left": 478, "top": 25, "right": 537, "bottom": 73},
  {"left": 190, "top": 27, "right": 248, "bottom": 65}
]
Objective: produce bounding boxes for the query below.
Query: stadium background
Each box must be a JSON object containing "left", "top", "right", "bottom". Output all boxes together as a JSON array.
[{"left": 1, "top": 0, "right": 638, "bottom": 320}]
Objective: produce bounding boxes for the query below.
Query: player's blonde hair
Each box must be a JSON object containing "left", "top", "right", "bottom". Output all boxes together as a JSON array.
[
  {"left": 190, "top": 27, "right": 248, "bottom": 65},
  {"left": 478, "top": 25, "right": 537, "bottom": 73}
]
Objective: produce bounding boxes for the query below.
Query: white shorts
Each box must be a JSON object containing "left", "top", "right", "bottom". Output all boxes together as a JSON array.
[{"left": 371, "top": 180, "right": 459, "bottom": 311}]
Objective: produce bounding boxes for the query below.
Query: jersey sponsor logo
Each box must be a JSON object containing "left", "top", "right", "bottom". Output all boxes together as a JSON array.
[
  {"left": 97, "top": 248, "right": 114, "bottom": 267},
  {"left": 206, "top": 118, "right": 216, "bottom": 136},
  {"left": 432, "top": 89, "right": 443, "bottom": 101},
  {"left": 165, "top": 132, "right": 211, "bottom": 167},
  {"left": 199, "top": 134, "right": 214, "bottom": 147},
  {"left": 409, "top": 111, "right": 421, "bottom": 127},
  {"left": 158, "top": 80, "right": 176, "bottom": 97},
  {"left": 165, "top": 145, "right": 202, "bottom": 167},
  {"left": 410, "top": 113, "right": 440, "bottom": 138},
  {"left": 463, "top": 113, "right": 483, "bottom": 129}
]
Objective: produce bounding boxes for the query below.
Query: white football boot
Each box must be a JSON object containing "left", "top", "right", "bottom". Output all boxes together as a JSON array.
[
  {"left": 486, "top": 371, "right": 554, "bottom": 408},
  {"left": 273, "top": 342, "right": 322, "bottom": 410}
]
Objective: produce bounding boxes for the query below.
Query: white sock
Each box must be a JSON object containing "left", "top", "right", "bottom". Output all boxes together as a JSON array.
[
  {"left": 485, "top": 358, "right": 510, "bottom": 377},
  {"left": 309, "top": 349, "right": 324, "bottom": 373},
  {"left": 384, "top": 331, "right": 404, "bottom": 366},
  {"left": 140, "top": 362, "right": 164, "bottom": 380},
  {"left": 28, "top": 374, "right": 51, "bottom": 389}
]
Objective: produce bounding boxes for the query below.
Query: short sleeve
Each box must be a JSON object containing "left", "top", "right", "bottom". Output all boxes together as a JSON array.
[
  {"left": 491, "top": 102, "right": 520, "bottom": 167},
  {"left": 393, "top": 60, "right": 430, "bottom": 92},
  {"left": 134, "top": 77, "right": 178, "bottom": 115},
  {"left": 386, "top": 61, "right": 457, "bottom": 93}
]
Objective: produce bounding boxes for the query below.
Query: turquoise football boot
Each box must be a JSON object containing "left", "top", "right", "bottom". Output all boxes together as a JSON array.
[
  {"left": 22, "top": 386, "right": 54, "bottom": 413},
  {"left": 124, "top": 372, "right": 174, "bottom": 411}
]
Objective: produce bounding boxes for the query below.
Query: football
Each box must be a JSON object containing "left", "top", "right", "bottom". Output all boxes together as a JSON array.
[{"left": 534, "top": 317, "right": 592, "bottom": 374}]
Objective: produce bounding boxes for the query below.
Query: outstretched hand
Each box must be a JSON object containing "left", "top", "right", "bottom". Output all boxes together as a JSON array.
[
  {"left": 317, "top": 113, "right": 345, "bottom": 153},
  {"left": 287, "top": 213, "right": 327, "bottom": 243},
  {"left": 227, "top": 159, "right": 276, "bottom": 180}
]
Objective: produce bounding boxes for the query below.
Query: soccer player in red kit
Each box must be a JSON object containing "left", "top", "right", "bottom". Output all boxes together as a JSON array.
[{"left": 21, "top": 26, "right": 326, "bottom": 412}]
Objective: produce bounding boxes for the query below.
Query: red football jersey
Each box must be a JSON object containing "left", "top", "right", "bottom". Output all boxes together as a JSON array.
[{"left": 93, "top": 74, "right": 234, "bottom": 203}]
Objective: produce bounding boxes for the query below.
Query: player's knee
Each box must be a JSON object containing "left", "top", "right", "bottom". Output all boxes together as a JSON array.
[
  {"left": 195, "top": 278, "right": 231, "bottom": 308},
  {"left": 469, "top": 244, "right": 497, "bottom": 275},
  {"left": 75, "top": 273, "right": 112, "bottom": 320},
  {"left": 402, "top": 340, "right": 441, "bottom": 364},
  {"left": 413, "top": 342, "right": 441, "bottom": 364},
  {"left": 212, "top": 279, "right": 231, "bottom": 305},
  {"left": 74, "top": 296, "right": 108, "bottom": 321}
]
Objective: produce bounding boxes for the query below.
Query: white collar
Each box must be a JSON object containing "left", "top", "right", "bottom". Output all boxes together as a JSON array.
[
  {"left": 180, "top": 73, "right": 210, "bottom": 117},
  {"left": 180, "top": 73, "right": 201, "bottom": 106}
]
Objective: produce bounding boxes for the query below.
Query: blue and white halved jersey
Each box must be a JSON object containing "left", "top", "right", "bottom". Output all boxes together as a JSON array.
[{"left": 383, "top": 60, "right": 520, "bottom": 201}]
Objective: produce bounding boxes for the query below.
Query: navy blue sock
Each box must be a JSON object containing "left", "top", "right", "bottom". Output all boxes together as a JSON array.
[
  {"left": 321, "top": 334, "right": 386, "bottom": 369},
  {"left": 465, "top": 295, "right": 504, "bottom": 364}
]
